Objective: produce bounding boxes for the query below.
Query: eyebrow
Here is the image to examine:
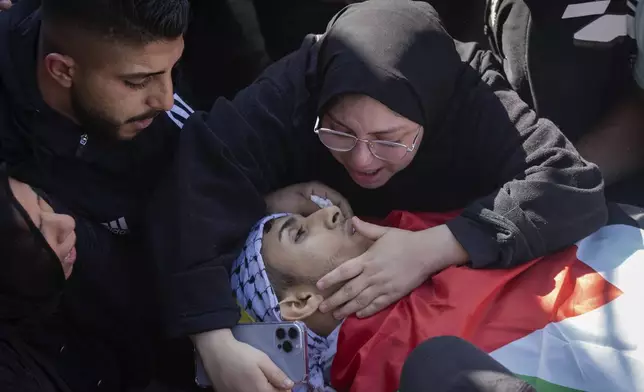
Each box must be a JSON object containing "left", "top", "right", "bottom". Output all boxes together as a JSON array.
[
  {"left": 119, "top": 70, "right": 165, "bottom": 80},
  {"left": 278, "top": 217, "right": 297, "bottom": 242},
  {"left": 326, "top": 113, "right": 406, "bottom": 135}
]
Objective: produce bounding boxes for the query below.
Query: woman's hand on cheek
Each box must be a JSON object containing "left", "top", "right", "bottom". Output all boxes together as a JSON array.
[
  {"left": 316, "top": 219, "right": 469, "bottom": 319},
  {"left": 265, "top": 181, "right": 353, "bottom": 216}
]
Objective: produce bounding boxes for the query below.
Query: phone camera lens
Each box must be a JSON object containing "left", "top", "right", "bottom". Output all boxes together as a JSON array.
[
  {"left": 276, "top": 328, "right": 286, "bottom": 340},
  {"left": 288, "top": 327, "right": 299, "bottom": 340},
  {"left": 282, "top": 340, "right": 293, "bottom": 353}
]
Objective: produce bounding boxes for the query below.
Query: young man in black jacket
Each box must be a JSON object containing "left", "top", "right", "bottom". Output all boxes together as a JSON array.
[
  {"left": 485, "top": 0, "right": 644, "bottom": 205},
  {"left": 0, "top": 0, "right": 194, "bottom": 236},
  {"left": 0, "top": 0, "right": 215, "bottom": 391},
  {"left": 0, "top": 2, "right": 307, "bottom": 391}
]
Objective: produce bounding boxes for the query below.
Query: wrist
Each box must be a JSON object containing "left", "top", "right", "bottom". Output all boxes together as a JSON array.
[
  {"left": 192, "top": 328, "right": 235, "bottom": 357},
  {"left": 417, "top": 225, "right": 469, "bottom": 274}
]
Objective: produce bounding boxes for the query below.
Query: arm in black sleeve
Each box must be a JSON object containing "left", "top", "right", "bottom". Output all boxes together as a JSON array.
[
  {"left": 446, "top": 49, "right": 608, "bottom": 269},
  {"left": 146, "top": 44, "right": 313, "bottom": 337}
]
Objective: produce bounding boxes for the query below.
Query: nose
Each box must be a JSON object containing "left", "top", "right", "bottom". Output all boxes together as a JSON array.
[
  {"left": 147, "top": 75, "right": 175, "bottom": 112},
  {"left": 40, "top": 212, "right": 76, "bottom": 248},
  {"left": 50, "top": 213, "right": 76, "bottom": 240},
  {"left": 350, "top": 141, "right": 375, "bottom": 169},
  {"left": 308, "top": 206, "right": 343, "bottom": 229}
]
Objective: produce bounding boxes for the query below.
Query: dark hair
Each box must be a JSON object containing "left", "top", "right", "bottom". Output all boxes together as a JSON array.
[
  {"left": 263, "top": 260, "right": 297, "bottom": 301},
  {"left": 261, "top": 220, "right": 295, "bottom": 299},
  {"left": 41, "top": 0, "right": 190, "bottom": 44},
  {"left": 0, "top": 167, "right": 65, "bottom": 321},
  {"left": 262, "top": 253, "right": 317, "bottom": 301}
]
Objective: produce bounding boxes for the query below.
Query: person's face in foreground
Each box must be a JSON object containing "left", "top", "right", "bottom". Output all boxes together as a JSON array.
[
  {"left": 263, "top": 206, "right": 372, "bottom": 287},
  {"left": 261, "top": 207, "right": 372, "bottom": 333},
  {"left": 9, "top": 178, "right": 77, "bottom": 278},
  {"left": 319, "top": 94, "right": 423, "bottom": 189},
  {"left": 46, "top": 35, "right": 184, "bottom": 140}
]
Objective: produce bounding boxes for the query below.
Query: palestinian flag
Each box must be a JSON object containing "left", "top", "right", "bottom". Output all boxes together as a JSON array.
[{"left": 330, "top": 208, "right": 644, "bottom": 392}]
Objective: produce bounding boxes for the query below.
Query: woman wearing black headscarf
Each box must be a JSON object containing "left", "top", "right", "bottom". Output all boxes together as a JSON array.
[
  {"left": 0, "top": 166, "right": 165, "bottom": 392},
  {"left": 146, "top": 1, "right": 606, "bottom": 390},
  {"left": 0, "top": 164, "right": 77, "bottom": 392}
]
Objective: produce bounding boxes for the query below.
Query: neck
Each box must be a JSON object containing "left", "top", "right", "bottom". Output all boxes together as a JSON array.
[{"left": 303, "top": 311, "right": 343, "bottom": 337}]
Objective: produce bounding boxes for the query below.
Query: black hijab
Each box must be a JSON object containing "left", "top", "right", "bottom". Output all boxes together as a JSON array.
[
  {"left": 0, "top": 166, "right": 159, "bottom": 387},
  {"left": 0, "top": 165, "right": 65, "bottom": 323},
  {"left": 316, "top": 0, "right": 462, "bottom": 132}
]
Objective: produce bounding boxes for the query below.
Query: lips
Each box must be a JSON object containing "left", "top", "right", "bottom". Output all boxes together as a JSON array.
[
  {"left": 348, "top": 167, "right": 383, "bottom": 187},
  {"left": 63, "top": 247, "right": 77, "bottom": 265},
  {"left": 133, "top": 117, "right": 155, "bottom": 130}
]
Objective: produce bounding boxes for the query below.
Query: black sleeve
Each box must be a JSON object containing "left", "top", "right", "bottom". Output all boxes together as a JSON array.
[
  {"left": 0, "top": 336, "right": 66, "bottom": 392},
  {"left": 0, "top": 84, "right": 9, "bottom": 166},
  {"left": 145, "top": 47, "right": 310, "bottom": 337},
  {"left": 486, "top": 0, "right": 636, "bottom": 142},
  {"left": 445, "top": 49, "right": 608, "bottom": 269}
]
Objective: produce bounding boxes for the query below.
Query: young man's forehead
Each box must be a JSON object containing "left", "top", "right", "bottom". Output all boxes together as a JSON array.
[{"left": 72, "top": 35, "right": 184, "bottom": 71}]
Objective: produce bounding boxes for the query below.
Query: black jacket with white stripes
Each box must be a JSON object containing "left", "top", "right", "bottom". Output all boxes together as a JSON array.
[
  {"left": 0, "top": 3, "right": 196, "bottom": 390},
  {"left": 0, "top": 3, "right": 194, "bottom": 235}
]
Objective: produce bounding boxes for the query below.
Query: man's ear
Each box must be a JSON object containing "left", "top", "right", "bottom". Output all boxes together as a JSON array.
[
  {"left": 44, "top": 53, "right": 75, "bottom": 89},
  {"left": 279, "top": 289, "right": 324, "bottom": 321}
]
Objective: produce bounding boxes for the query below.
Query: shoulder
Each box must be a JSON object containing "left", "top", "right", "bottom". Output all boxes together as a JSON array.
[
  {"left": 255, "top": 34, "right": 319, "bottom": 97},
  {"left": 454, "top": 41, "right": 507, "bottom": 89},
  {"left": 489, "top": 0, "right": 637, "bottom": 51},
  {"left": 230, "top": 35, "right": 320, "bottom": 127},
  {"left": 164, "top": 93, "right": 196, "bottom": 130}
]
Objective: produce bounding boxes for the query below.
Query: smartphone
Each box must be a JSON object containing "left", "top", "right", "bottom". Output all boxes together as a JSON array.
[{"left": 194, "top": 321, "right": 309, "bottom": 388}]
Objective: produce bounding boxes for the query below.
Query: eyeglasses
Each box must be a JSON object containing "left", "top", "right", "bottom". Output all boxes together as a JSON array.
[{"left": 314, "top": 118, "right": 421, "bottom": 162}]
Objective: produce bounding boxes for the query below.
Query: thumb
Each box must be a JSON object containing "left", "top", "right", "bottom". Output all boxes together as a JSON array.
[
  {"left": 258, "top": 355, "right": 294, "bottom": 390},
  {"left": 352, "top": 217, "right": 388, "bottom": 240},
  {"left": 296, "top": 196, "right": 322, "bottom": 217}
]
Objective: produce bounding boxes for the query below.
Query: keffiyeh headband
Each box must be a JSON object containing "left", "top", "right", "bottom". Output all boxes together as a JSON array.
[
  {"left": 230, "top": 213, "right": 339, "bottom": 392},
  {"left": 231, "top": 214, "right": 287, "bottom": 323}
]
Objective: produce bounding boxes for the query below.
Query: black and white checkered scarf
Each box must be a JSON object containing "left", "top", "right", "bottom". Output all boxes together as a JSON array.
[{"left": 230, "top": 214, "right": 340, "bottom": 392}]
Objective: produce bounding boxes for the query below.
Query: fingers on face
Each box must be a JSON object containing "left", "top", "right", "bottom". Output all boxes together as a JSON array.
[
  {"left": 318, "top": 256, "right": 364, "bottom": 291},
  {"left": 357, "top": 294, "right": 392, "bottom": 318},
  {"left": 338, "top": 200, "right": 354, "bottom": 217},
  {"left": 300, "top": 198, "right": 323, "bottom": 216},
  {"left": 334, "top": 285, "right": 378, "bottom": 319},
  {"left": 307, "top": 182, "right": 353, "bottom": 216},
  {"left": 321, "top": 273, "right": 368, "bottom": 315}
]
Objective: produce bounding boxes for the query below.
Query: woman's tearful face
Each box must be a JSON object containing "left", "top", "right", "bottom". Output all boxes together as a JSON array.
[{"left": 320, "top": 94, "right": 423, "bottom": 189}]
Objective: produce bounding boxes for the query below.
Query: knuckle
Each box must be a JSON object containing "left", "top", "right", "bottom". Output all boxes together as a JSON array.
[
  {"left": 363, "top": 304, "right": 376, "bottom": 315},
  {"left": 340, "top": 264, "right": 357, "bottom": 279},
  {"left": 326, "top": 294, "right": 342, "bottom": 308},
  {"left": 341, "top": 283, "right": 356, "bottom": 298},
  {"left": 336, "top": 264, "right": 349, "bottom": 276},
  {"left": 373, "top": 296, "right": 388, "bottom": 308},
  {"left": 354, "top": 294, "right": 370, "bottom": 308},
  {"left": 364, "top": 275, "right": 378, "bottom": 288},
  {"left": 382, "top": 281, "right": 395, "bottom": 293},
  {"left": 365, "top": 270, "right": 383, "bottom": 284}
]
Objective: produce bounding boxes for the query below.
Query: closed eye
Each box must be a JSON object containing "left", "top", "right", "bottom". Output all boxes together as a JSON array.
[
  {"left": 329, "top": 121, "right": 354, "bottom": 136},
  {"left": 124, "top": 77, "right": 152, "bottom": 90},
  {"left": 294, "top": 227, "right": 306, "bottom": 242}
]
